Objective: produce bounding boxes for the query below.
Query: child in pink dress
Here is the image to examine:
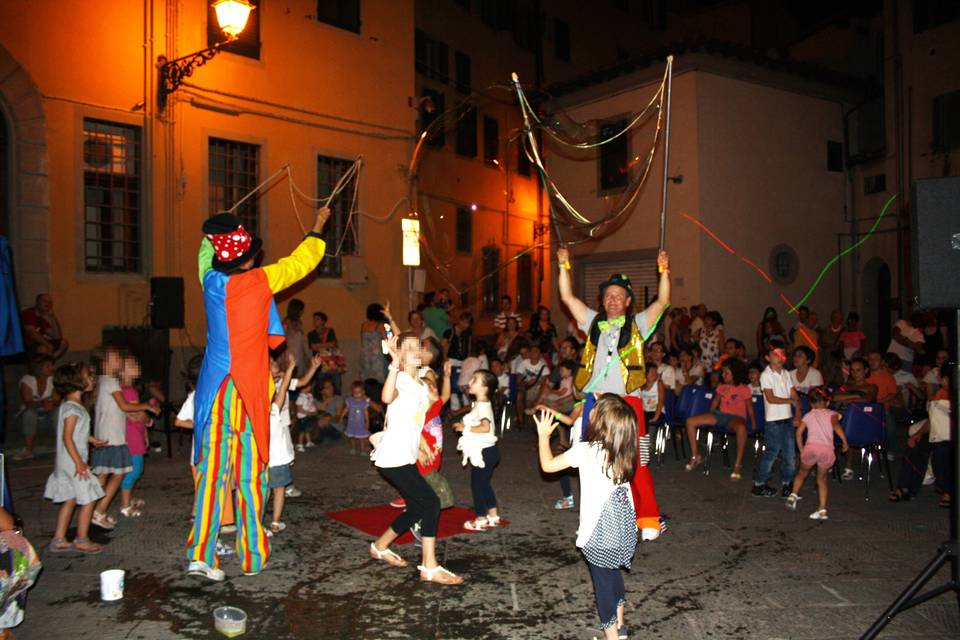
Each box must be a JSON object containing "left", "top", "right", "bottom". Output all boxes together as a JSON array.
[{"left": 785, "top": 387, "right": 849, "bottom": 520}]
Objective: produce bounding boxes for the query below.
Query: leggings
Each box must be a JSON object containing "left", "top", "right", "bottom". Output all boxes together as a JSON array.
[
  {"left": 378, "top": 464, "right": 440, "bottom": 537},
  {"left": 588, "top": 562, "right": 625, "bottom": 630},
  {"left": 120, "top": 454, "right": 145, "bottom": 490},
  {"left": 470, "top": 445, "right": 500, "bottom": 516}
]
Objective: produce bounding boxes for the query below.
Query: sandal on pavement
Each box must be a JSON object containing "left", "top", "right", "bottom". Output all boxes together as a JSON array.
[
  {"left": 120, "top": 506, "right": 142, "bottom": 518},
  {"left": 130, "top": 498, "right": 146, "bottom": 507},
  {"left": 72, "top": 537, "right": 104, "bottom": 554},
  {"left": 485, "top": 515, "right": 501, "bottom": 528},
  {"left": 684, "top": 456, "right": 703, "bottom": 472},
  {"left": 369, "top": 542, "right": 406, "bottom": 567},
  {"left": 270, "top": 521, "right": 286, "bottom": 533},
  {"left": 809, "top": 509, "right": 828, "bottom": 521},
  {"left": 888, "top": 490, "right": 910, "bottom": 503},
  {"left": 730, "top": 466, "right": 743, "bottom": 481},
  {"left": 92, "top": 511, "right": 116, "bottom": 530},
  {"left": 463, "top": 518, "right": 488, "bottom": 532},
  {"left": 48, "top": 537, "right": 74, "bottom": 553},
  {"left": 939, "top": 496, "right": 951, "bottom": 509},
  {"left": 418, "top": 564, "right": 464, "bottom": 585}
]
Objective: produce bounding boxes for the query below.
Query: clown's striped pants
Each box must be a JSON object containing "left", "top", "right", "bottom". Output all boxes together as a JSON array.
[{"left": 187, "top": 377, "right": 270, "bottom": 573}]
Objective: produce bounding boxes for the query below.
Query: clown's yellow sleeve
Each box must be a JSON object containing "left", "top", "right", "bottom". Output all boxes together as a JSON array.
[
  {"left": 198, "top": 237, "right": 214, "bottom": 290},
  {"left": 262, "top": 235, "right": 327, "bottom": 294}
]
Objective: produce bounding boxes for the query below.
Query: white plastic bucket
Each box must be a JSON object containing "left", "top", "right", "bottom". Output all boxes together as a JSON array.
[
  {"left": 213, "top": 606, "right": 247, "bottom": 637},
  {"left": 99, "top": 569, "right": 125, "bottom": 602}
]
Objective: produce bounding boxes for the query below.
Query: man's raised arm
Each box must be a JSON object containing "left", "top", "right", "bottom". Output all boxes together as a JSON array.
[
  {"left": 262, "top": 207, "right": 332, "bottom": 294},
  {"left": 557, "top": 247, "right": 589, "bottom": 327},
  {"left": 644, "top": 250, "right": 671, "bottom": 333}
]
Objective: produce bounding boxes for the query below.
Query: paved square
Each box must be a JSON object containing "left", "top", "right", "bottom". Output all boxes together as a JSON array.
[{"left": 8, "top": 429, "right": 958, "bottom": 639}]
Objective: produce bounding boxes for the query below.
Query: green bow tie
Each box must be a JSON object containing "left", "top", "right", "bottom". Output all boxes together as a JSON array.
[{"left": 598, "top": 316, "right": 626, "bottom": 332}]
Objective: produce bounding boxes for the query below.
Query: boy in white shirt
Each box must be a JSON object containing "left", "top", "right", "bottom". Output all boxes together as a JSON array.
[{"left": 752, "top": 346, "right": 801, "bottom": 498}]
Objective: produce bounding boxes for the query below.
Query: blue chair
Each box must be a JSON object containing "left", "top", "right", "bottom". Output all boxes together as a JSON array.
[
  {"left": 799, "top": 394, "right": 812, "bottom": 416},
  {"left": 841, "top": 402, "right": 892, "bottom": 499},
  {"left": 650, "top": 388, "right": 675, "bottom": 464},
  {"left": 663, "top": 385, "right": 699, "bottom": 462},
  {"left": 746, "top": 394, "right": 766, "bottom": 457}
]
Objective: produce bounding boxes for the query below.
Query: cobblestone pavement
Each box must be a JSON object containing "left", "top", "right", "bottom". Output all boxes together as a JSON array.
[{"left": 5, "top": 425, "right": 959, "bottom": 639}]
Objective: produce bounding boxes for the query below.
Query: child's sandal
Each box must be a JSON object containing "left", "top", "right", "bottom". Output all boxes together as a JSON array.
[
  {"left": 91, "top": 511, "right": 116, "bottom": 530},
  {"left": 730, "top": 466, "right": 743, "bottom": 481},
  {"left": 484, "top": 515, "right": 501, "bottom": 528},
  {"left": 684, "top": 456, "right": 703, "bottom": 472},
  {"left": 463, "top": 518, "right": 488, "bottom": 532},
  {"left": 369, "top": 542, "right": 406, "bottom": 567},
  {"left": 120, "top": 505, "right": 142, "bottom": 518},
  {"left": 130, "top": 498, "right": 146, "bottom": 507},
  {"left": 418, "top": 564, "right": 464, "bottom": 585},
  {"left": 72, "top": 537, "right": 104, "bottom": 554},
  {"left": 48, "top": 537, "right": 74, "bottom": 553}
]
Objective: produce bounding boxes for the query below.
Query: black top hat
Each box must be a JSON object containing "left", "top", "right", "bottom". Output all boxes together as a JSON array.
[
  {"left": 599, "top": 273, "right": 634, "bottom": 299},
  {"left": 203, "top": 212, "right": 263, "bottom": 272}
]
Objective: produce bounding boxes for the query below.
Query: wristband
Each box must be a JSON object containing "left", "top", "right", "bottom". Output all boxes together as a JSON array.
[
  {"left": 388, "top": 364, "right": 400, "bottom": 373},
  {"left": 560, "top": 261, "right": 571, "bottom": 271}
]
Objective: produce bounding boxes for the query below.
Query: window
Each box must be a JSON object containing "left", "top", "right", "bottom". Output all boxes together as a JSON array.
[
  {"left": 316, "top": 155, "right": 359, "bottom": 278},
  {"left": 864, "top": 174, "right": 887, "bottom": 194},
  {"left": 481, "top": 0, "right": 512, "bottom": 30},
  {"left": 554, "top": 18, "right": 571, "bottom": 62},
  {"left": 582, "top": 254, "right": 658, "bottom": 308},
  {"left": 912, "top": 0, "right": 960, "bottom": 33},
  {"left": 456, "top": 206, "right": 472, "bottom": 253},
  {"left": 826, "top": 140, "right": 843, "bottom": 172},
  {"left": 83, "top": 119, "right": 142, "bottom": 273},
  {"left": 483, "top": 116, "right": 499, "bottom": 165},
  {"left": 208, "top": 0, "right": 260, "bottom": 59},
  {"left": 415, "top": 29, "right": 449, "bottom": 83},
  {"left": 316, "top": 0, "right": 361, "bottom": 33},
  {"left": 455, "top": 51, "right": 472, "bottom": 94},
  {"left": 769, "top": 244, "right": 799, "bottom": 285},
  {"left": 598, "top": 118, "right": 628, "bottom": 193},
  {"left": 933, "top": 90, "right": 960, "bottom": 153},
  {"left": 516, "top": 253, "right": 533, "bottom": 311},
  {"left": 517, "top": 137, "right": 531, "bottom": 176},
  {"left": 456, "top": 105, "right": 478, "bottom": 157},
  {"left": 482, "top": 246, "right": 501, "bottom": 313},
  {"left": 419, "top": 89, "right": 446, "bottom": 148},
  {"left": 209, "top": 138, "right": 261, "bottom": 235}
]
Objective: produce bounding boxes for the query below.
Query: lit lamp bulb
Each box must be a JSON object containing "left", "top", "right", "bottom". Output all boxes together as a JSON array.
[
  {"left": 213, "top": 0, "right": 253, "bottom": 38},
  {"left": 402, "top": 217, "right": 421, "bottom": 267}
]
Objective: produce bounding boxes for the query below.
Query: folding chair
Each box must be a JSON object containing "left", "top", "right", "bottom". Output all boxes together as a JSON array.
[
  {"left": 841, "top": 402, "right": 892, "bottom": 500},
  {"left": 662, "top": 384, "right": 699, "bottom": 463},
  {"left": 649, "top": 388, "right": 675, "bottom": 465},
  {"left": 497, "top": 374, "right": 519, "bottom": 435},
  {"left": 747, "top": 395, "right": 766, "bottom": 457}
]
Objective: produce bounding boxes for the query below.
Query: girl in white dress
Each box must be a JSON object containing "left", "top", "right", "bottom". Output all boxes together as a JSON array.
[{"left": 44, "top": 363, "right": 108, "bottom": 554}]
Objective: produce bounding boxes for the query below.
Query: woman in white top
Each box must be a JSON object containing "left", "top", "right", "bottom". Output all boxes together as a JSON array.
[
  {"left": 14, "top": 353, "right": 56, "bottom": 460},
  {"left": 535, "top": 396, "right": 640, "bottom": 639},
  {"left": 790, "top": 346, "right": 824, "bottom": 394},
  {"left": 368, "top": 333, "right": 463, "bottom": 585}
]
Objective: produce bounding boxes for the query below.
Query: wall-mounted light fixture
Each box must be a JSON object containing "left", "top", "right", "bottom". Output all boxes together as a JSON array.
[
  {"left": 402, "top": 216, "right": 421, "bottom": 266},
  {"left": 157, "top": 0, "right": 253, "bottom": 110}
]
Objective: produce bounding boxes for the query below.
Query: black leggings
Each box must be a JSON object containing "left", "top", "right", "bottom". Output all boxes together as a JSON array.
[
  {"left": 379, "top": 464, "right": 441, "bottom": 537},
  {"left": 470, "top": 445, "right": 501, "bottom": 516}
]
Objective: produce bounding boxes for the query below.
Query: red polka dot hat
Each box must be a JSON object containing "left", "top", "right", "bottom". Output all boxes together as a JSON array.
[{"left": 203, "top": 212, "right": 263, "bottom": 272}]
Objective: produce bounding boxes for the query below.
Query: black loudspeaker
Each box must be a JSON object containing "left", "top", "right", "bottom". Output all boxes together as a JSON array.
[
  {"left": 150, "top": 277, "right": 184, "bottom": 329},
  {"left": 910, "top": 177, "right": 960, "bottom": 309}
]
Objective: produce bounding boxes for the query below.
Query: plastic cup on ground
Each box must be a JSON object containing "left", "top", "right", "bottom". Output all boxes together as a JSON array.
[
  {"left": 214, "top": 606, "right": 247, "bottom": 637},
  {"left": 99, "top": 569, "right": 125, "bottom": 602}
]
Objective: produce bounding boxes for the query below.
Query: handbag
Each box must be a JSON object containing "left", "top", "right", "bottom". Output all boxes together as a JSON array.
[{"left": 423, "top": 471, "right": 454, "bottom": 509}]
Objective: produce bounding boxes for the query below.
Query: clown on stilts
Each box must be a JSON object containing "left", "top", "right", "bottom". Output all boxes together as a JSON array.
[
  {"left": 556, "top": 246, "right": 669, "bottom": 541},
  {"left": 186, "top": 206, "right": 330, "bottom": 581}
]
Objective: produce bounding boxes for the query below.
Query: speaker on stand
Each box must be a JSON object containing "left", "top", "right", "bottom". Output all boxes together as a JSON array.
[{"left": 862, "top": 177, "right": 960, "bottom": 638}]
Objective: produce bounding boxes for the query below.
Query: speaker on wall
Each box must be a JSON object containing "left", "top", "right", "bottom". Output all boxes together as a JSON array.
[
  {"left": 910, "top": 177, "right": 960, "bottom": 309},
  {"left": 150, "top": 277, "right": 184, "bottom": 329}
]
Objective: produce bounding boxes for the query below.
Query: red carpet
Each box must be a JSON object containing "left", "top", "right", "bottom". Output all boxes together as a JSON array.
[{"left": 324, "top": 504, "right": 508, "bottom": 545}]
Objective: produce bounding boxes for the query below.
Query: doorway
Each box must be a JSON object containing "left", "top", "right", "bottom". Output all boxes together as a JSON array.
[{"left": 862, "top": 257, "right": 892, "bottom": 352}]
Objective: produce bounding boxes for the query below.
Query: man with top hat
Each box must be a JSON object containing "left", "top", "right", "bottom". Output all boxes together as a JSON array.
[
  {"left": 187, "top": 207, "right": 330, "bottom": 581},
  {"left": 556, "top": 246, "right": 671, "bottom": 541}
]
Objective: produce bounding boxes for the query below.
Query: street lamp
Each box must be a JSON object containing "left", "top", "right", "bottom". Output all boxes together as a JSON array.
[
  {"left": 401, "top": 216, "right": 421, "bottom": 267},
  {"left": 157, "top": 0, "right": 253, "bottom": 110}
]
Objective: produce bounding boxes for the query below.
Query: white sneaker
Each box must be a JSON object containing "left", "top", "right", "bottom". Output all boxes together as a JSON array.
[
  {"left": 785, "top": 493, "right": 800, "bottom": 511},
  {"left": 187, "top": 561, "right": 225, "bottom": 581},
  {"left": 284, "top": 485, "right": 303, "bottom": 498},
  {"left": 295, "top": 444, "right": 305, "bottom": 453},
  {"left": 305, "top": 441, "right": 316, "bottom": 448}
]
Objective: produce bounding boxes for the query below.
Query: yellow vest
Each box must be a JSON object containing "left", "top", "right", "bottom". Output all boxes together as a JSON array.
[{"left": 575, "top": 316, "right": 646, "bottom": 394}]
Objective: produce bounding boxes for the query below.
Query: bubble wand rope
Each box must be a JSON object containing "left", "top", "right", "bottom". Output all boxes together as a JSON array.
[{"left": 658, "top": 56, "right": 674, "bottom": 268}]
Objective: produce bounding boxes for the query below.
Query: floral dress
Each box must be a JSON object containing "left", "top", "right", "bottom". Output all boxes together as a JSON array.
[{"left": 699, "top": 325, "right": 724, "bottom": 367}]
